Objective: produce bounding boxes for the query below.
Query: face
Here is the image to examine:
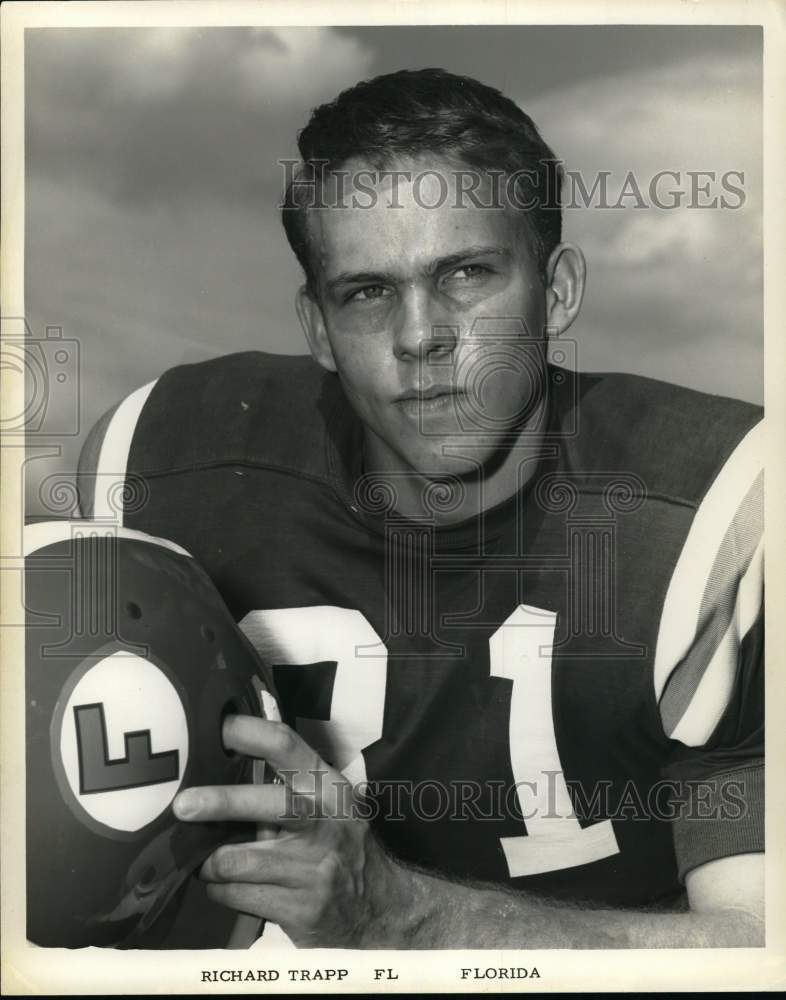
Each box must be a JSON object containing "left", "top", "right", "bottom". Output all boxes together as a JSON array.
[{"left": 297, "top": 156, "right": 583, "bottom": 481}]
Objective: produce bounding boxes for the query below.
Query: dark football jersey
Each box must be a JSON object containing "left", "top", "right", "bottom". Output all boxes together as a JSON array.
[{"left": 78, "top": 353, "right": 764, "bottom": 940}]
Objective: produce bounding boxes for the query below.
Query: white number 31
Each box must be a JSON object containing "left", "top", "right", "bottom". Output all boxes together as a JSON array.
[{"left": 240, "top": 604, "right": 619, "bottom": 878}]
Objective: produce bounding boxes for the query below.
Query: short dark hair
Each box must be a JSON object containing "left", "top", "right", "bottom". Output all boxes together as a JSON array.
[{"left": 281, "top": 67, "right": 563, "bottom": 296}]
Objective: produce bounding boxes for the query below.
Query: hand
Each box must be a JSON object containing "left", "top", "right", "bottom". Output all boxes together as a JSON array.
[{"left": 173, "top": 715, "right": 411, "bottom": 948}]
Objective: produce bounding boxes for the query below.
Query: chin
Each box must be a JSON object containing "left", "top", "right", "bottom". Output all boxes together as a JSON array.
[{"left": 405, "top": 443, "right": 486, "bottom": 481}]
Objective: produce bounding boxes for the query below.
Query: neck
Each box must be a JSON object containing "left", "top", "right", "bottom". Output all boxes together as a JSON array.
[{"left": 362, "top": 391, "right": 550, "bottom": 526}]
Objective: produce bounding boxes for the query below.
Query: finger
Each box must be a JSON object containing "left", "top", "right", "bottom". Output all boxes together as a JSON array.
[
  {"left": 200, "top": 841, "right": 308, "bottom": 888},
  {"left": 224, "top": 716, "right": 356, "bottom": 815},
  {"left": 206, "top": 881, "right": 303, "bottom": 928},
  {"left": 223, "top": 715, "right": 344, "bottom": 792},
  {"left": 173, "top": 782, "right": 319, "bottom": 825}
]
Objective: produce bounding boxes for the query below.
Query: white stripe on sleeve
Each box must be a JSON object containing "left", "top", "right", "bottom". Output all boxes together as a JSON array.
[
  {"left": 92, "top": 379, "right": 158, "bottom": 523},
  {"left": 653, "top": 421, "right": 764, "bottom": 705},
  {"left": 669, "top": 536, "right": 763, "bottom": 746}
]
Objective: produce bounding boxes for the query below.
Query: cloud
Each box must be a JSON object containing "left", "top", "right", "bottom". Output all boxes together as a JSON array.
[
  {"left": 25, "top": 27, "right": 375, "bottom": 206},
  {"left": 527, "top": 50, "right": 760, "bottom": 164},
  {"left": 83, "top": 26, "right": 374, "bottom": 107},
  {"left": 235, "top": 27, "right": 374, "bottom": 104},
  {"left": 603, "top": 211, "right": 716, "bottom": 264},
  {"left": 522, "top": 51, "right": 762, "bottom": 401},
  {"left": 22, "top": 30, "right": 763, "bottom": 518}
]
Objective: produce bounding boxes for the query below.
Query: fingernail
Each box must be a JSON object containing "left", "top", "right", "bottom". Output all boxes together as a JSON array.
[{"left": 174, "top": 790, "right": 201, "bottom": 819}]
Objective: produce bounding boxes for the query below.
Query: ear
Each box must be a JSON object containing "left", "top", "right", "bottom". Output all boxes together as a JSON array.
[
  {"left": 296, "top": 286, "right": 337, "bottom": 373},
  {"left": 544, "top": 243, "right": 586, "bottom": 337}
]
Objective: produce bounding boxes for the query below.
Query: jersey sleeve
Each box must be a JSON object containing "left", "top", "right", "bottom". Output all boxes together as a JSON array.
[
  {"left": 76, "top": 403, "right": 116, "bottom": 517},
  {"left": 653, "top": 421, "right": 764, "bottom": 882},
  {"left": 76, "top": 381, "right": 158, "bottom": 521}
]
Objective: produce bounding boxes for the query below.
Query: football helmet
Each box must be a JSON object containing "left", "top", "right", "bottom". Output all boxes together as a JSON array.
[{"left": 24, "top": 520, "right": 278, "bottom": 948}]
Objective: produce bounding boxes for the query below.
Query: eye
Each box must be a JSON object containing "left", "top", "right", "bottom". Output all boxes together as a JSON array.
[
  {"left": 346, "top": 285, "right": 391, "bottom": 304},
  {"left": 448, "top": 264, "right": 490, "bottom": 281}
]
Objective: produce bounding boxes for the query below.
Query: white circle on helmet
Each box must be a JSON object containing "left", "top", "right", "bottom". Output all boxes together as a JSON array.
[{"left": 58, "top": 651, "right": 189, "bottom": 833}]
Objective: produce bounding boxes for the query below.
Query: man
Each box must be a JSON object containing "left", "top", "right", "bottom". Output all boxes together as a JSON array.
[{"left": 78, "top": 69, "right": 764, "bottom": 947}]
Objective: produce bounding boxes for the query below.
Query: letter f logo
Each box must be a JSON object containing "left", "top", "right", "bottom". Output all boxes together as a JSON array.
[{"left": 74, "top": 703, "right": 180, "bottom": 794}]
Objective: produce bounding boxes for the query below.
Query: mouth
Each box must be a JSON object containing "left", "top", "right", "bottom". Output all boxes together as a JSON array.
[{"left": 396, "top": 385, "right": 464, "bottom": 417}]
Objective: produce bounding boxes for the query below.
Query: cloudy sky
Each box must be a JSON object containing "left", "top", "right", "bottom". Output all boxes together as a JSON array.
[{"left": 24, "top": 26, "right": 762, "bottom": 515}]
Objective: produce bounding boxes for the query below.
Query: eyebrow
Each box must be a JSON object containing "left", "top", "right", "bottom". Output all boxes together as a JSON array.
[{"left": 324, "top": 245, "right": 511, "bottom": 294}]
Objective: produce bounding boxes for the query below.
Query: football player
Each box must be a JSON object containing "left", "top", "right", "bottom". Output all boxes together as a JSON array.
[{"left": 77, "top": 69, "right": 764, "bottom": 947}]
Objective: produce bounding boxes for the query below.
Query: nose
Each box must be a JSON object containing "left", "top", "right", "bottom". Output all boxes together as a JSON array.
[{"left": 392, "top": 287, "right": 457, "bottom": 363}]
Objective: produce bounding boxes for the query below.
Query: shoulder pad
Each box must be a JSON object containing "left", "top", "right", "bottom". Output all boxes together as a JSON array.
[
  {"left": 554, "top": 368, "right": 763, "bottom": 507},
  {"left": 78, "top": 351, "right": 351, "bottom": 521}
]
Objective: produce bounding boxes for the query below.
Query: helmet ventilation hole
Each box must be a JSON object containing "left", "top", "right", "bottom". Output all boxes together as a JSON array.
[
  {"left": 200, "top": 624, "right": 215, "bottom": 643},
  {"left": 125, "top": 601, "right": 142, "bottom": 620}
]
